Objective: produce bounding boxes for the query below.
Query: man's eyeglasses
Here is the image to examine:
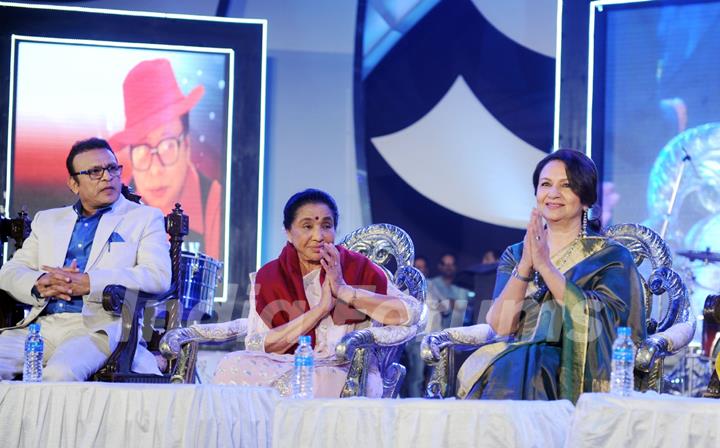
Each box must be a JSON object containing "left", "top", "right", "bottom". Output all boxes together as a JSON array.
[
  {"left": 129, "top": 135, "right": 184, "bottom": 172},
  {"left": 72, "top": 164, "right": 123, "bottom": 180}
]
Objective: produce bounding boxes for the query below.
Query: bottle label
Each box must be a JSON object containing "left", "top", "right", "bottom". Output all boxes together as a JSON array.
[
  {"left": 612, "top": 347, "right": 634, "bottom": 362},
  {"left": 294, "top": 356, "right": 314, "bottom": 367}
]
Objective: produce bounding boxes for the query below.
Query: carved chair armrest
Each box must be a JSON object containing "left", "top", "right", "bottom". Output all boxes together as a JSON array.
[
  {"left": 421, "top": 324, "right": 504, "bottom": 398},
  {"left": 101, "top": 283, "right": 178, "bottom": 315},
  {"left": 635, "top": 321, "right": 696, "bottom": 372},
  {"left": 160, "top": 318, "right": 249, "bottom": 360},
  {"left": 95, "top": 283, "right": 179, "bottom": 379},
  {"left": 335, "top": 325, "right": 417, "bottom": 363},
  {"left": 335, "top": 325, "right": 418, "bottom": 398},
  {"left": 420, "top": 324, "right": 499, "bottom": 365},
  {"left": 634, "top": 264, "right": 695, "bottom": 376}
]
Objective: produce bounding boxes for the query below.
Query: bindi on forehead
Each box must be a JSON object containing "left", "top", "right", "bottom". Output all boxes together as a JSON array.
[{"left": 297, "top": 215, "right": 332, "bottom": 224}]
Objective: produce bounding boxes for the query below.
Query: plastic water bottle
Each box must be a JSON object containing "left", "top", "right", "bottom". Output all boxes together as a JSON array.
[
  {"left": 292, "top": 335, "right": 314, "bottom": 398},
  {"left": 610, "top": 326, "right": 635, "bottom": 396},
  {"left": 23, "top": 323, "right": 44, "bottom": 382}
]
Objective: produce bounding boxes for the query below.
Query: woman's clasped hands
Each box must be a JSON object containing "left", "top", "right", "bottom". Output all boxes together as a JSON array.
[
  {"left": 319, "top": 242, "right": 356, "bottom": 305},
  {"left": 519, "top": 208, "right": 553, "bottom": 278}
]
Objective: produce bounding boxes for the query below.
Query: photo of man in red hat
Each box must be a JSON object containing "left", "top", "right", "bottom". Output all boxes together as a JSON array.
[{"left": 109, "top": 58, "right": 222, "bottom": 260}]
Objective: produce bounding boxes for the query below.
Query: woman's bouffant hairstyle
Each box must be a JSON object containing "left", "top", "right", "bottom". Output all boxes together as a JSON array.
[
  {"left": 532, "top": 149, "right": 601, "bottom": 232},
  {"left": 283, "top": 189, "right": 339, "bottom": 230}
]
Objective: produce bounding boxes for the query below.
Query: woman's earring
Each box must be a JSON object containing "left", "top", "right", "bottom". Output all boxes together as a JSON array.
[{"left": 582, "top": 209, "right": 588, "bottom": 238}]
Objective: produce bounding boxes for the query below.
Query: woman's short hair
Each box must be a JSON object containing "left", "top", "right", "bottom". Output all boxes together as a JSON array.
[
  {"left": 283, "top": 189, "right": 339, "bottom": 230},
  {"left": 532, "top": 149, "right": 598, "bottom": 207}
]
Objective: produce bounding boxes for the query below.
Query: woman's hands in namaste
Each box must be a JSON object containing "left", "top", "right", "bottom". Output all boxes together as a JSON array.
[
  {"left": 520, "top": 209, "right": 552, "bottom": 276},
  {"left": 319, "top": 242, "right": 348, "bottom": 298},
  {"left": 318, "top": 276, "right": 336, "bottom": 316}
]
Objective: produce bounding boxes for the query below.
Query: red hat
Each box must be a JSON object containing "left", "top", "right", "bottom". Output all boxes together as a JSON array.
[{"left": 109, "top": 58, "right": 204, "bottom": 149}]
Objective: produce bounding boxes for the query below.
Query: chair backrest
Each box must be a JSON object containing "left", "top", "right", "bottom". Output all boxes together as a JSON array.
[
  {"left": 0, "top": 210, "right": 33, "bottom": 259},
  {"left": 604, "top": 223, "right": 694, "bottom": 337},
  {"left": 0, "top": 211, "right": 33, "bottom": 328},
  {"left": 164, "top": 203, "right": 189, "bottom": 331},
  {"left": 338, "top": 223, "right": 427, "bottom": 398},
  {"left": 92, "top": 202, "right": 188, "bottom": 381},
  {"left": 339, "top": 223, "right": 426, "bottom": 312},
  {"left": 110, "top": 190, "right": 188, "bottom": 336},
  {"left": 604, "top": 223, "right": 695, "bottom": 388}
]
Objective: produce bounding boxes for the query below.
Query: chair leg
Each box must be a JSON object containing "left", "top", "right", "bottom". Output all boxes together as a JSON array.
[
  {"left": 171, "top": 341, "right": 199, "bottom": 383},
  {"left": 649, "top": 362, "right": 664, "bottom": 393},
  {"left": 340, "top": 348, "right": 369, "bottom": 398},
  {"left": 425, "top": 348, "right": 451, "bottom": 398}
]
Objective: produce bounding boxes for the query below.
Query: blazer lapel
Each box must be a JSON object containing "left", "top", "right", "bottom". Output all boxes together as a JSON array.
[
  {"left": 86, "top": 199, "right": 128, "bottom": 270},
  {"left": 50, "top": 208, "right": 79, "bottom": 267}
]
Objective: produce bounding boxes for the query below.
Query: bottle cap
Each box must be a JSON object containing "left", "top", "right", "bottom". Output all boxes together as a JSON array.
[
  {"left": 28, "top": 323, "right": 41, "bottom": 333},
  {"left": 617, "top": 326, "right": 631, "bottom": 337},
  {"left": 299, "top": 335, "right": 311, "bottom": 345}
]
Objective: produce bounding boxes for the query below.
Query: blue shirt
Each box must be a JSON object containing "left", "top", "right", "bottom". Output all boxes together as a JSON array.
[{"left": 43, "top": 201, "right": 112, "bottom": 314}]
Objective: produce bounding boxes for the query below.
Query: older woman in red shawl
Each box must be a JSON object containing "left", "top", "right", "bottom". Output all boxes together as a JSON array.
[{"left": 213, "top": 189, "right": 420, "bottom": 397}]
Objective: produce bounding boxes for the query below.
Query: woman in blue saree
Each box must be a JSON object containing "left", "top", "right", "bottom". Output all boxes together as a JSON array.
[{"left": 457, "top": 150, "right": 646, "bottom": 402}]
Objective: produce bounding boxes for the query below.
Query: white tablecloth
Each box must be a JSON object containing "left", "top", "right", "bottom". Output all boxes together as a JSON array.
[
  {"left": 272, "top": 397, "right": 575, "bottom": 448},
  {"left": 566, "top": 392, "right": 720, "bottom": 448},
  {"left": 0, "top": 382, "right": 279, "bottom": 448}
]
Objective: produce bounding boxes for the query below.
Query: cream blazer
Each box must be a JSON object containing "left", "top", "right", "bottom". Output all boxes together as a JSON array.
[{"left": 0, "top": 195, "right": 171, "bottom": 361}]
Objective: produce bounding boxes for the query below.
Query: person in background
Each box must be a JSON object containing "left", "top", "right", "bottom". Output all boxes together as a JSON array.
[
  {"left": 481, "top": 250, "right": 498, "bottom": 265},
  {"left": 428, "top": 254, "right": 473, "bottom": 330},
  {"left": 401, "top": 255, "right": 436, "bottom": 397},
  {"left": 414, "top": 256, "right": 430, "bottom": 278},
  {"left": 462, "top": 249, "right": 499, "bottom": 326}
]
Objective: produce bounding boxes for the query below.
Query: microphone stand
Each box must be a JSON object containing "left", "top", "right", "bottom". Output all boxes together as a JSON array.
[{"left": 659, "top": 146, "right": 697, "bottom": 239}]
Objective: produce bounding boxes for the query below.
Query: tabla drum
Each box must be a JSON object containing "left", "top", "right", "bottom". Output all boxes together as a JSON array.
[{"left": 179, "top": 251, "right": 222, "bottom": 324}]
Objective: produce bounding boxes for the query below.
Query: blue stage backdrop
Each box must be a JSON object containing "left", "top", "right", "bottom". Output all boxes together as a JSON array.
[{"left": 354, "top": 0, "right": 555, "bottom": 271}]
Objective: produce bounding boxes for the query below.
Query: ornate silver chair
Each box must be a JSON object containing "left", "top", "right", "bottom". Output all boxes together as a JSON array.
[
  {"left": 159, "top": 223, "right": 426, "bottom": 398},
  {"left": 421, "top": 223, "right": 695, "bottom": 398}
]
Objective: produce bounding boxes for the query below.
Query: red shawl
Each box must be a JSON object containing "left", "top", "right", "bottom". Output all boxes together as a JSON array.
[{"left": 254, "top": 242, "right": 388, "bottom": 354}]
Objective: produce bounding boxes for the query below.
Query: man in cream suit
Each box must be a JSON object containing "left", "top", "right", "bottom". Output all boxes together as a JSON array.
[{"left": 0, "top": 137, "right": 171, "bottom": 381}]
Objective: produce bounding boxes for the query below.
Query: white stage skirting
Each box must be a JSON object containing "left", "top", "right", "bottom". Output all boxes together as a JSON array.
[
  {"left": 2, "top": 383, "right": 719, "bottom": 448},
  {"left": 566, "top": 392, "right": 720, "bottom": 448},
  {"left": 0, "top": 382, "right": 279, "bottom": 448},
  {"left": 272, "top": 397, "right": 575, "bottom": 448}
]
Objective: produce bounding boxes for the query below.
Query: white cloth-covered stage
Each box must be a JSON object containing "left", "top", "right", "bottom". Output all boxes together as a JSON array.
[
  {"left": 566, "top": 392, "right": 720, "bottom": 448},
  {"left": 272, "top": 397, "right": 574, "bottom": 448},
  {"left": 2, "top": 383, "right": 719, "bottom": 448},
  {"left": 0, "top": 382, "right": 278, "bottom": 448}
]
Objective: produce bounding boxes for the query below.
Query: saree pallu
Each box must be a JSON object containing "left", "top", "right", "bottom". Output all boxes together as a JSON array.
[{"left": 457, "top": 235, "right": 646, "bottom": 403}]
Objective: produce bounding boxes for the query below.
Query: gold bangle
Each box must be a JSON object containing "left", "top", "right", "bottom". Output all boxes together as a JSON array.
[{"left": 511, "top": 266, "right": 532, "bottom": 282}]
